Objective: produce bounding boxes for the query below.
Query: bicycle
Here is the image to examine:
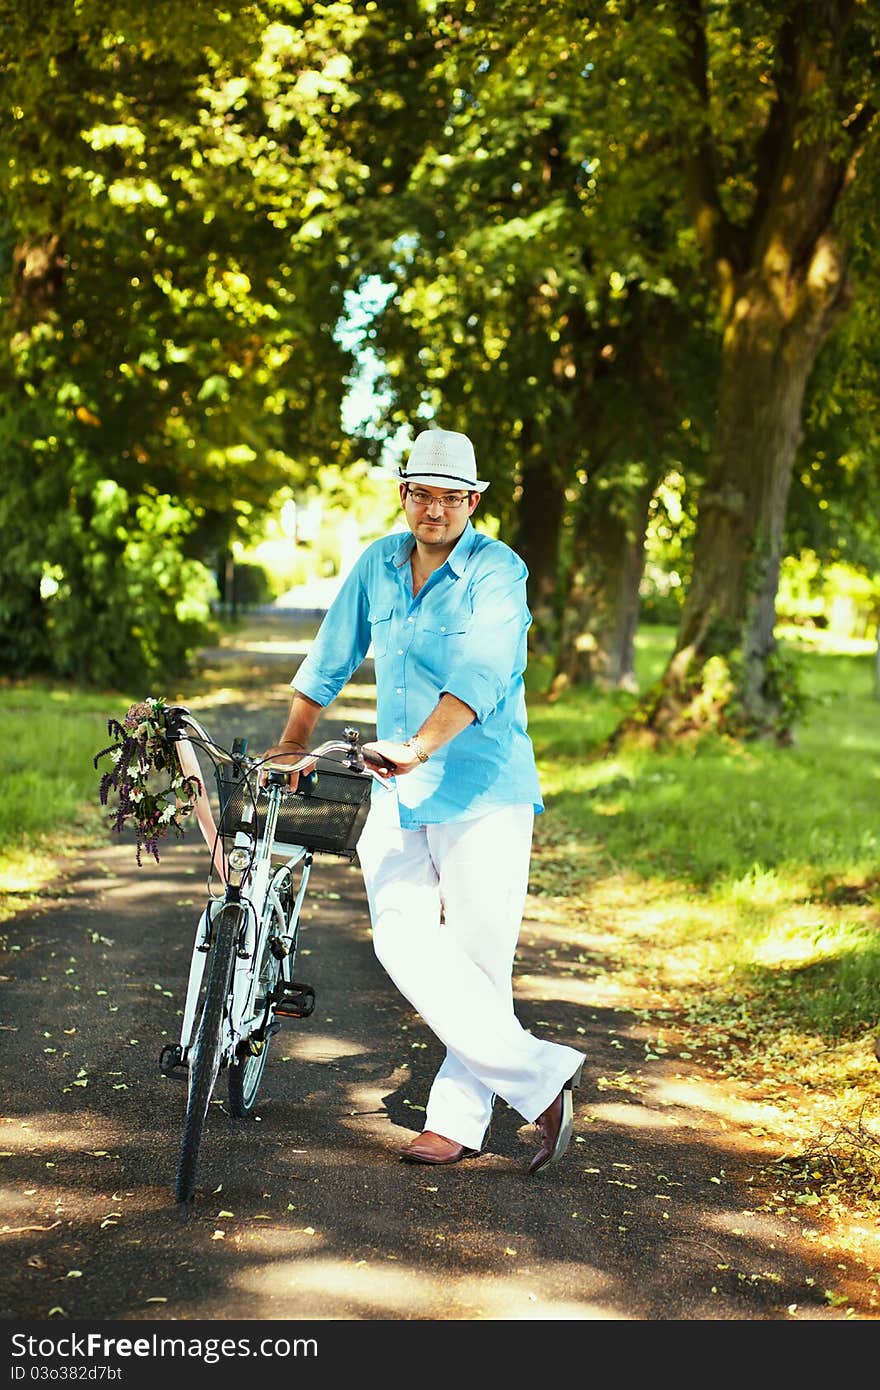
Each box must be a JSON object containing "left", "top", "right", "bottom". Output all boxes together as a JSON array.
[{"left": 153, "top": 705, "right": 389, "bottom": 1203}]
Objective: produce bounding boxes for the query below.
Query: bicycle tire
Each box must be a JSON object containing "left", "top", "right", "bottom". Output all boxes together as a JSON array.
[{"left": 175, "top": 903, "right": 241, "bottom": 1203}]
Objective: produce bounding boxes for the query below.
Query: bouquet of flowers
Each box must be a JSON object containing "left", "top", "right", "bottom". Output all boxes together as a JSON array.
[{"left": 94, "top": 697, "right": 202, "bottom": 864}]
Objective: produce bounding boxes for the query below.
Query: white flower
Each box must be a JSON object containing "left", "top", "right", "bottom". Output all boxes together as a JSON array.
[
  {"left": 159, "top": 804, "right": 176, "bottom": 824},
  {"left": 130, "top": 789, "right": 143, "bottom": 803}
]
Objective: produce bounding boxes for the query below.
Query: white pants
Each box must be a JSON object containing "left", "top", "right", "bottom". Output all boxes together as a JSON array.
[{"left": 357, "top": 793, "right": 586, "bottom": 1151}]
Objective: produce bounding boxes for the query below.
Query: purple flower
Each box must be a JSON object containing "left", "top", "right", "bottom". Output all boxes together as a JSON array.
[{"left": 94, "top": 698, "right": 201, "bottom": 866}]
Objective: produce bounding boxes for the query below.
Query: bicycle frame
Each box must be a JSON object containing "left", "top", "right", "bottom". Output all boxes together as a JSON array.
[
  {"left": 161, "top": 705, "right": 386, "bottom": 1072},
  {"left": 176, "top": 797, "right": 313, "bottom": 1073}
]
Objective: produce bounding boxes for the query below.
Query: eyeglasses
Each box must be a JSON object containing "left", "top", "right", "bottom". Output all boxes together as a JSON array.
[{"left": 405, "top": 487, "right": 471, "bottom": 509}]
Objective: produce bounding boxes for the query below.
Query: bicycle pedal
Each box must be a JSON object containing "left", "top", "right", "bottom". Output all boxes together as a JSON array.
[
  {"left": 158, "top": 1043, "right": 187, "bottom": 1080},
  {"left": 273, "top": 981, "right": 315, "bottom": 1019}
]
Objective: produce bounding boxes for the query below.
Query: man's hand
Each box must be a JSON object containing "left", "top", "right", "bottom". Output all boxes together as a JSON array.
[
  {"left": 257, "top": 743, "right": 317, "bottom": 791},
  {"left": 362, "top": 739, "right": 423, "bottom": 778}
]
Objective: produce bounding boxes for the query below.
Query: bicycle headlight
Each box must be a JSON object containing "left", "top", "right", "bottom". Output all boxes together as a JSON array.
[{"left": 228, "top": 847, "right": 251, "bottom": 873}]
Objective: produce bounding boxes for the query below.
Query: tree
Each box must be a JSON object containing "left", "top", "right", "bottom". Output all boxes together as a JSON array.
[
  {"left": 787, "top": 280, "right": 880, "bottom": 574},
  {"left": 0, "top": 1, "right": 361, "bottom": 686},
  {"left": 623, "top": 0, "right": 880, "bottom": 737},
  {"left": 341, "top": 2, "right": 717, "bottom": 687}
]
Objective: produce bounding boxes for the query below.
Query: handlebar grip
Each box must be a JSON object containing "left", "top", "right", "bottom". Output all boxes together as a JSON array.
[{"left": 362, "top": 747, "right": 396, "bottom": 772}]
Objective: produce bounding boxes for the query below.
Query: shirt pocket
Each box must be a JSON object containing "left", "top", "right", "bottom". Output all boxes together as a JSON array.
[
  {"left": 422, "top": 615, "right": 470, "bottom": 639},
  {"left": 368, "top": 605, "right": 393, "bottom": 659},
  {"left": 419, "top": 606, "right": 471, "bottom": 670}
]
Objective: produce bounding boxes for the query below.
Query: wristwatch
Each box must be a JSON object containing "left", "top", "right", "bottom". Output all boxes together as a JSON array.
[{"left": 405, "top": 736, "right": 430, "bottom": 763}]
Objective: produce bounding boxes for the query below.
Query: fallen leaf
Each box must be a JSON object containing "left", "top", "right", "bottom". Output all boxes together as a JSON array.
[{"left": 2, "top": 1221, "right": 61, "bottom": 1234}]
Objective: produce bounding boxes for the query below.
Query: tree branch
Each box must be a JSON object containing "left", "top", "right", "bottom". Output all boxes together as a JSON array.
[
  {"left": 748, "top": 2, "right": 879, "bottom": 269},
  {"left": 670, "top": 0, "right": 736, "bottom": 268},
  {"left": 743, "top": 7, "right": 802, "bottom": 259}
]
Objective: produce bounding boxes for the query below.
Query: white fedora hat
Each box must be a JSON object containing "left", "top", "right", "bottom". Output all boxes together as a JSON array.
[{"left": 397, "top": 428, "right": 490, "bottom": 492}]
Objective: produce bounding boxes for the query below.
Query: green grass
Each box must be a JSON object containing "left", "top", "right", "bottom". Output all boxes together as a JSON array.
[
  {"left": 0, "top": 682, "right": 131, "bottom": 910},
  {"left": 528, "top": 627, "right": 880, "bottom": 1045}
]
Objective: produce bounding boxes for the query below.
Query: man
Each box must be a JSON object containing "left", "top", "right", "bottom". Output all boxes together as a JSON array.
[{"left": 264, "top": 428, "right": 584, "bottom": 1173}]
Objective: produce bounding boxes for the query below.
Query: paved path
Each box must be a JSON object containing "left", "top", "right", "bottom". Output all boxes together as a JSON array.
[{"left": 1, "top": 622, "right": 876, "bottom": 1337}]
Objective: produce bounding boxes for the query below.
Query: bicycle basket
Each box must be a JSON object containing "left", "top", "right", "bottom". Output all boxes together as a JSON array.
[{"left": 216, "top": 762, "right": 372, "bottom": 860}]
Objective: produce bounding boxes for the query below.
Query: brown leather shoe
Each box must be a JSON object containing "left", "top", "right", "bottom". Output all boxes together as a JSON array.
[
  {"left": 400, "top": 1130, "right": 478, "bottom": 1165},
  {"left": 528, "top": 1062, "right": 584, "bottom": 1176}
]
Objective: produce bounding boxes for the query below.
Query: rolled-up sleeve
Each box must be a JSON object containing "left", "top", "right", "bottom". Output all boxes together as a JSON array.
[
  {"left": 439, "top": 558, "right": 530, "bottom": 723},
  {"left": 291, "top": 560, "right": 372, "bottom": 706}
]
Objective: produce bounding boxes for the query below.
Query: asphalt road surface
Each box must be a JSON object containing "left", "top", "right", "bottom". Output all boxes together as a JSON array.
[{"left": 1, "top": 629, "right": 876, "bottom": 1349}]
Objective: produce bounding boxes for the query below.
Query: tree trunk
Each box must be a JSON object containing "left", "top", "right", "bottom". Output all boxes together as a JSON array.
[
  {"left": 552, "top": 472, "right": 655, "bottom": 693},
  {"left": 12, "top": 235, "right": 64, "bottom": 318},
  {"left": 511, "top": 433, "right": 569, "bottom": 660},
  {"left": 650, "top": 266, "right": 843, "bottom": 738},
  {"left": 629, "top": 0, "right": 868, "bottom": 744},
  {"left": 0, "top": 236, "right": 65, "bottom": 674}
]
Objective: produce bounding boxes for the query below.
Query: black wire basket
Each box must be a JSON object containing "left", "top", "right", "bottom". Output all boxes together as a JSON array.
[{"left": 216, "top": 762, "right": 372, "bottom": 860}]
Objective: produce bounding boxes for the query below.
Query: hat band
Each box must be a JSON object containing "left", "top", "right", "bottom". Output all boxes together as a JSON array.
[{"left": 400, "top": 469, "right": 475, "bottom": 487}]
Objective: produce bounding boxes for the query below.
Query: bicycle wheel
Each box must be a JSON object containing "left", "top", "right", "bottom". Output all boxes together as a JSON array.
[
  {"left": 175, "top": 903, "right": 241, "bottom": 1203},
  {"left": 227, "top": 876, "right": 293, "bottom": 1117}
]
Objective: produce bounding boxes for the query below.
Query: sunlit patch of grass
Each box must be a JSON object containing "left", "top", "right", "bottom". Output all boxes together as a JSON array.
[
  {"left": 0, "top": 682, "right": 125, "bottom": 918},
  {"left": 528, "top": 635, "right": 880, "bottom": 1214},
  {"left": 0, "top": 704, "right": 109, "bottom": 839},
  {"left": 0, "top": 845, "right": 59, "bottom": 904}
]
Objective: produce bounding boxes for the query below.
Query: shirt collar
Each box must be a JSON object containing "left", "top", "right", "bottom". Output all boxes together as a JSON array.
[
  {"left": 390, "top": 520, "right": 477, "bottom": 575},
  {"left": 447, "top": 520, "right": 478, "bottom": 575}
]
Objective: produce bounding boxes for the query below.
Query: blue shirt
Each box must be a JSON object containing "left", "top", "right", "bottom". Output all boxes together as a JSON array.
[{"left": 291, "top": 520, "right": 544, "bottom": 828}]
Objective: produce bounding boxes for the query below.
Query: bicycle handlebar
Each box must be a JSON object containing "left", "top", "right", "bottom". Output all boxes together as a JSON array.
[
  {"left": 163, "top": 706, "right": 395, "bottom": 780},
  {"left": 258, "top": 743, "right": 393, "bottom": 776}
]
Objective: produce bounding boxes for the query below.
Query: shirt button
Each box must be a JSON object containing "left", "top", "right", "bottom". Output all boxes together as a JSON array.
[
  {"left": 407, "top": 617, "right": 414, "bottom": 623},
  {"left": 396, "top": 687, "right": 403, "bottom": 694},
  {"left": 397, "top": 649, "right": 404, "bottom": 655},
  {"left": 440, "top": 626, "right": 446, "bottom": 632}
]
